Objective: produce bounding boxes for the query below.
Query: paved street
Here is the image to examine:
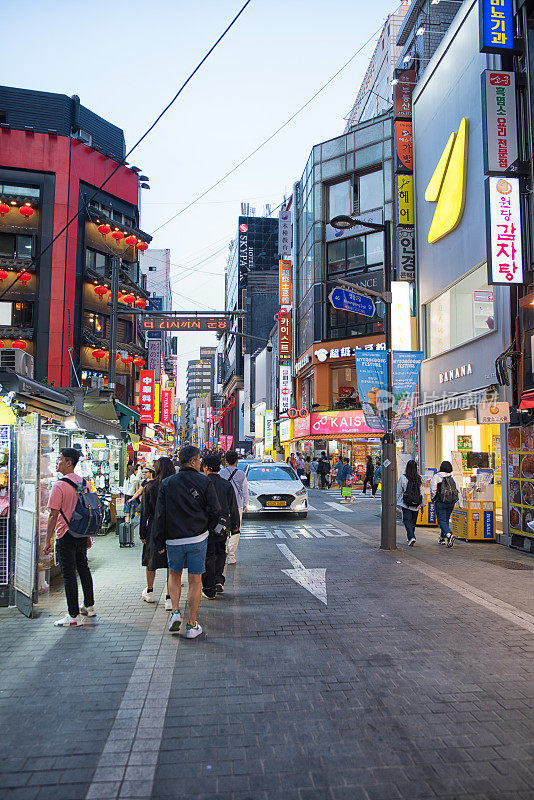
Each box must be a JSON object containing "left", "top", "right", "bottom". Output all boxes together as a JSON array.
[{"left": 1, "top": 489, "right": 534, "bottom": 800}]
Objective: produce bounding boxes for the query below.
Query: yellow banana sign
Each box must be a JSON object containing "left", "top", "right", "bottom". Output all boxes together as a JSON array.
[{"left": 425, "top": 118, "right": 469, "bottom": 244}]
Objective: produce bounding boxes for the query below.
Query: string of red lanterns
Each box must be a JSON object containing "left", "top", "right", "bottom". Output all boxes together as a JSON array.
[
  {"left": 95, "top": 223, "right": 148, "bottom": 251},
  {"left": 0, "top": 340, "right": 31, "bottom": 350},
  {"left": 90, "top": 348, "right": 145, "bottom": 367},
  {"left": 0, "top": 202, "right": 34, "bottom": 220}
]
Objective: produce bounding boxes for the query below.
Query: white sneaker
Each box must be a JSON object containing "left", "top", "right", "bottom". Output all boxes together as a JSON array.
[
  {"left": 226, "top": 555, "right": 237, "bottom": 565},
  {"left": 408, "top": 538, "right": 416, "bottom": 547},
  {"left": 168, "top": 609, "right": 182, "bottom": 632},
  {"left": 142, "top": 588, "right": 156, "bottom": 603},
  {"left": 164, "top": 597, "right": 172, "bottom": 611},
  {"left": 54, "top": 613, "right": 83, "bottom": 627},
  {"left": 446, "top": 533, "right": 455, "bottom": 548},
  {"left": 186, "top": 622, "right": 202, "bottom": 639},
  {"left": 80, "top": 605, "right": 96, "bottom": 617}
]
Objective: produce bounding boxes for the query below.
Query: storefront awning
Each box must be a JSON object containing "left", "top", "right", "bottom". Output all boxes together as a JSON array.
[
  {"left": 115, "top": 401, "right": 140, "bottom": 431},
  {"left": 519, "top": 391, "right": 534, "bottom": 410},
  {"left": 74, "top": 409, "right": 122, "bottom": 438},
  {"left": 414, "top": 389, "right": 487, "bottom": 418}
]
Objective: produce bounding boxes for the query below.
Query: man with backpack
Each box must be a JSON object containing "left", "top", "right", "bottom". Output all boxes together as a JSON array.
[
  {"left": 202, "top": 454, "right": 240, "bottom": 598},
  {"left": 44, "top": 448, "right": 97, "bottom": 627},
  {"left": 317, "top": 451, "right": 331, "bottom": 489},
  {"left": 430, "top": 460, "right": 459, "bottom": 547},
  {"left": 220, "top": 450, "right": 248, "bottom": 564}
]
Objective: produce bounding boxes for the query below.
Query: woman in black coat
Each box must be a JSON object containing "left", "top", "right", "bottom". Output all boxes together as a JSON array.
[
  {"left": 362, "top": 455, "right": 375, "bottom": 495},
  {"left": 140, "top": 457, "right": 176, "bottom": 607}
]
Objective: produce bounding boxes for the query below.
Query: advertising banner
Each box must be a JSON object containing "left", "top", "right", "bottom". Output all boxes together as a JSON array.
[
  {"left": 479, "top": 0, "right": 513, "bottom": 54},
  {"left": 161, "top": 390, "right": 171, "bottom": 424},
  {"left": 148, "top": 339, "right": 162, "bottom": 381},
  {"left": 308, "top": 410, "right": 382, "bottom": 436},
  {"left": 265, "top": 410, "right": 274, "bottom": 450},
  {"left": 139, "top": 370, "right": 155, "bottom": 423},
  {"left": 279, "top": 364, "right": 292, "bottom": 413},
  {"left": 485, "top": 176, "right": 523, "bottom": 284},
  {"left": 397, "top": 175, "right": 414, "bottom": 225},
  {"left": 395, "top": 120, "right": 413, "bottom": 172},
  {"left": 482, "top": 70, "right": 518, "bottom": 174},
  {"left": 278, "top": 313, "right": 292, "bottom": 358},
  {"left": 279, "top": 259, "right": 292, "bottom": 306},
  {"left": 477, "top": 401, "right": 510, "bottom": 424},
  {"left": 397, "top": 227, "right": 415, "bottom": 280},
  {"left": 293, "top": 415, "right": 311, "bottom": 438},
  {"left": 394, "top": 70, "right": 415, "bottom": 118},
  {"left": 278, "top": 207, "right": 292, "bottom": 256},
  {"left": 279, "top": 418, "right": 292, "bottom": 442},
  {"left": 354, "top": 351, "right": 424, "bottom": 432}
]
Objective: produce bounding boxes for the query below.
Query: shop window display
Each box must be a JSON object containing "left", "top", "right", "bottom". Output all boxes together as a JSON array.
[{"left": 508, "top": 426, "right": 534, "bottom": 538}]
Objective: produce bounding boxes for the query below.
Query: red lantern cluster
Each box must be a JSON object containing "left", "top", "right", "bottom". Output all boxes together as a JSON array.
[
  {"left": 98, "top": 224, "right": 111, "bottom": 237},
  {"left": 18, "top": 272, "right": 31, "bottom": 284},
  {"left": 135, "top": 298, "right": 148, "bottom": 309},
  {"left": 111, "top": 230, "right": 124, "bottom": 242},
  {"left": 94, "top": 284, "right": 107, "bottom": 300},
  {"left": 0, "top": 341, "right": 4, "bottom": 349},
  {"left": 122, "top": 293, "right": 136, "bottom": 306},
  {"left": 0, "top": 203, "right": 35, "bottom": 221},
  {"left": 19, "top": 206, "right": 34, "bottom": 219},
  {"left": 0, "top": 203, "right": 9, "bottom": 219},
  {"left": 133, "top": 357, "right": 145, "bottom": 367},
  {"left": 12, "top": 339, "right": 27, "bottom": 350},
  {"left": 121, "top": 354, "right": 133, "bottom": 365},
  {"left": 137, "top": 241, "right": 148, "bottom": 252},
  {"left": 125, "top": 235, "right": 137, "bottom": 247},
  {"left": 0, "top": 270, "right": 8, "bottom": 283},
  {"left": 91, "top": 348, "right": 106, "bottom": 363}
]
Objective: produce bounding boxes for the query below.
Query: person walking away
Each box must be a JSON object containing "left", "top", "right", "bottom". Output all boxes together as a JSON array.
[
  {"left": 220, "top": 450, "right": 249, "bottom": 564},
  {"left": 362, "top": 455, "right": 375, "bottom": 494},
  {"left": 44, "top": 448, "right": 95, "bottom": 627},
  {"left": 318, "top": 451, "right": 331, "bottom": 489},
  {"left": 396, "top": 459, "right": 424, "bottom": 546},
  {"left": 202, "top": 454, "right": 240, "bottom": 598},
  {"left": 124, "top": 464, "right": 142, "bottom": 522},
  {"left": 430, "top": 460, "right": 459, "bottom": 547},
  {"left": 372, "top": 457, "right": 381, "bottom": 497},
  {"left": 334, "top": 456, "right": 345, "bottom": 494},
  {"left": 310, "top": 455, "right": 319, "bottom": 489},
  {"left": 140, "top": 457, "right": 176, "bottom": 609},
  {"left": 153, "top": 446, "right": 220, "bottom": 638}
]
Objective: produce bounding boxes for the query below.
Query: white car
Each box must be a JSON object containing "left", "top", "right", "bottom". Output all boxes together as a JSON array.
[{"left": 244, "top": 462, "right": 308, "bottom": 518}]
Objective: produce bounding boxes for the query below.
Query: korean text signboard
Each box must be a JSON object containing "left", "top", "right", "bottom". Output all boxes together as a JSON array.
[
  {"left": 354, "top": 351, "right": 424, "bottom": 432},
  {"left": 482, "top": 70, "right": 518, "bottom": 174},
  {"left": 394, "top": 70, "right": 415, "bottom": 118},
  {"left": 279, "top": 364, "right": 292, "bottom": 413},
  {"left": 139, "top": 370, "right": 155, "bottom": 423},
  {"left": 397, "top": 227, "right": 415, "bottom": 280},
  {"left": 328, "top": 287, "right": 375, "bottom": 317},
  {"left": 486, "top": 176, "right": 523, "bottom": 284},
  {"left": 479, "top": 0, "right": 514, "bottom": 54},
  {"left": 397, "top": 175, "right": 414, "bottom": 225},
  {"left": 142, "top": 316, "right": 229, "bottom": 332},
  {"left": 161, "top": 390, "right": 171, "bottom": 424},
  {"left": 395, "top": 120, "right": 413, "bottom": 172},
  {"left": 278, "top": 207, "right": 292, "bottom": 256},
  {"left": 278, "top": 312, "right": 292, "bottom": 358},
  {"left": 279, "top": 259, "right": 292, "bottom": 306}
]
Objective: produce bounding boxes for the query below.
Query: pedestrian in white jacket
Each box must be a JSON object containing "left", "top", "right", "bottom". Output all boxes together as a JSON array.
[{"left": 396, "top": 460, "right": 424, "bottom": 546}]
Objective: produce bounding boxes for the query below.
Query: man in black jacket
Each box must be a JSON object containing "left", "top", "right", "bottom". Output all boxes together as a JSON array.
[
  {"left": 317, "top": 451, "right": 331, "bottom": 489},
  {"left": 202, "top": 454, "right": 240, "bottom": 599},
  {"left": 153, "top": 445, "right": 220, "bottom": 638}
]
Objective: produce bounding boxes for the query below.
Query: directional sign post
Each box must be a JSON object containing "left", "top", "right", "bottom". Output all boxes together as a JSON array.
[{"left": 328, "top": 287, "right": 376, "bottom": 317}]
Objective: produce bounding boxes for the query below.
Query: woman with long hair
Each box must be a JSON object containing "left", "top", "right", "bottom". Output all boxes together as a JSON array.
[
  {"left": 430, "top": 460, "right": 458, "bottom": 547},
  {"left": 140, "top": 456, "right": 176, "bottom": 607},
  {"left": 396, "top": 459, "right": 424, "bottom": 546}
]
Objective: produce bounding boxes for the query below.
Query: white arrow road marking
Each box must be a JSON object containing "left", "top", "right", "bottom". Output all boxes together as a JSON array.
[{"left": 276, "top": 543, "right": 327, "bottom": 605}]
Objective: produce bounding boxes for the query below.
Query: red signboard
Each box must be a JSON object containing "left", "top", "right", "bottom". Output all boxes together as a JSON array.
[
  {"left": 395, "top": 120, "right": 413, "bottom": 172},
  {"left": 278, "top": 312, "right": 292, "bottom": 357},
  {"left": 139, "top": 370, "right": 155, "bottom": 423},
  {"left": 161, "top": 390, "right": 171, "bottom": 424},
  {"left": 293, "top": 415, "right": 311, "bottom": 438},
  {"left": 292, "top": 410, "right": 383, "bottom": 438},
  {"left": 394, "top": 70, "right": 415, "bottom": 119}
]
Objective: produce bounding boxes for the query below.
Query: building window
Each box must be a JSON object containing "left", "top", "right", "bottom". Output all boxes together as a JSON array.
[
  {"left": 148, "top": 266, "right": 156, "bottom": 272},
  {"left": 0, "top": 234, "right": 15, "bottom": 257},
  {"left": 85, "top": 248, "right": 108, "bottom": 275},
  {"left": 328, "top": 180, "right": 351, "bottom": 219},
  {"left": 0, "top": 301, "right": 33, "bottom": 326},
  {"left": 16, "top": 236, "right": 33, "bottom": 260},
  {"left": 331, "top": 365, "right": 359, "bottom": 408},
  {"left": 327, "top": 235, "right": 380, "bottom": 278},
  {"left": 76, "top": 129, "right": 92, "bottom": 145},
  {"left": 425, "top": 264, "right": 494, "bottom": 358},
  {"left": 356, "top": 169, "right": 383, "bottom": 214}
]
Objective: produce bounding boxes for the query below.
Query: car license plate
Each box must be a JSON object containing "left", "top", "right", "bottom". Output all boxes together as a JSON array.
[{"left": 265, "top": 500, "right": 286, "bottom": 507}]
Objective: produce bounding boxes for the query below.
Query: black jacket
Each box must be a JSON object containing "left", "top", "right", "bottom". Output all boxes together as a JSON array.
[
  {"left": 206, "top": 473, "right": 240, "bottom": 540},
  {"left": 152, "top": 467, "right": 220, "bottom": 551},
  {"left": 318, "top": 458, "right": 331, "bottom": 475},
  {"left": 139, "top": 478, "right": 159, "bottom": 543},
  {"left": 365, "top": 460, "right": 375, "bottom": 478}
]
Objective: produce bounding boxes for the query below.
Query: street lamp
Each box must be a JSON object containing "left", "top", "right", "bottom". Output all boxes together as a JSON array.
[{"left": 329, "top": 214, "right": 396, "bottom": 550}]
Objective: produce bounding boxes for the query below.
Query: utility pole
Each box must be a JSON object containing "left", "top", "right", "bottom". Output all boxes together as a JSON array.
[{"left": 108, "top": 255, "right": 120, "bottom": 392}]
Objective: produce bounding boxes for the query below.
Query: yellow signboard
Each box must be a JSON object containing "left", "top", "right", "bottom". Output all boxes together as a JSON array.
[
  {"left": 425, "top": 117, "right": 469, "bottom": 244},
  {"left": 397, "top": 175, "right": 414, "bottom": 225}
]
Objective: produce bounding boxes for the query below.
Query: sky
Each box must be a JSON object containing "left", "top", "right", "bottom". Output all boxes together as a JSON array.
[{"left": 3, "top": 0, "right": 397, "bottom": 396}]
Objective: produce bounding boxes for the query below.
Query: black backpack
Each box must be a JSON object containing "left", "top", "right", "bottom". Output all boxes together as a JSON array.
[
  {"left": 438, "top": 476, "right": 459, "bottom": 504},
  {"left": 59, "top": 478, "right": 103, "bottom": 538},
  {"left": 403, "top": 477, "right": 423, "bottom": 508}
]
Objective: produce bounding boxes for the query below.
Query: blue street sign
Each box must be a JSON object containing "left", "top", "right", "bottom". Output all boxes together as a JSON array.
[
  {"left": 328, "top": 287, "right": 375, "bottom": 318},
  {"left": 479, "top": 0, "right": 513, "bottom": 54}
]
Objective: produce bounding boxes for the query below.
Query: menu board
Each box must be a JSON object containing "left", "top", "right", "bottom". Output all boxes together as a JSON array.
[{"left": 508, "top": 426, "right": 534, "bottom": 538}]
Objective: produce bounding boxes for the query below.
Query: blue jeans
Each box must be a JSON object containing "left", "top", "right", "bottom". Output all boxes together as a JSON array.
[
  {"left": 435, "top": 501, "right": 455, "bottom": 538},
  {"left": 402, "top": 507, "right": 419, "bottom": 540}
]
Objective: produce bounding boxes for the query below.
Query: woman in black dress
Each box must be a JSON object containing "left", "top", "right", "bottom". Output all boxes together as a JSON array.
[{"left": 140, "top": 457, "right": 176, "bottom": 608}]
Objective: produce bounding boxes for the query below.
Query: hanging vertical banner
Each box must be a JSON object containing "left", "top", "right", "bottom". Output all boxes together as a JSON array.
[
  {"left": 153, "top": 383, "right": 160, "bottom": 424},
  {"left": 395, "top": 120, "right": 413, "bottom": 172},
  {"left": 265, "top": 410, "right": 274, "bottom": 450},
  {"left": 161, "top": 390, "right": 171, "bottom": 424},
  {"left": 354, "top": 351, "right": 424, "bottom": 432},
  {"left": 278, "top": 207, "right": 292, "bottom": 256},
  {"left": 139, "top": 370, "right": 155, "bottom": 423},
  {"left": 148, "top": 339, "right": 162, "bottom": 381},
  {"left": 397, "top": 175, "right": 414, "bottom": 225},
  {"left": 279, "top": 259, "right": 292, "bottom": 306},
  {"left": 278, "top": 312, "right": 292, "bottom": 358},
  {"left": 485, "top": 176, "right": 523, "bottom": 284},
  {"left": 279, "top": 364, "right": 292, "bottom": 413},
  {"left": 397, "top": 227, "right": 415, "bottom": 280},
  {"left": 479, "top": 0, "right": 514, "bottom": 54},
  {"left": 482, "top": 70, "right": 518, "bottom": 174},
  {"left": 394, "top": 70, "right": 415, "bottom": 118}
]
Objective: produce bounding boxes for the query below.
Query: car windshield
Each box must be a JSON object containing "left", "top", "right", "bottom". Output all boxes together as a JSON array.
[
  {"left": 247, "top": 465, "right": 297, "bottom": 481},
  {"left": 236, "top": 460, "right": 259, "bottom": 471}
]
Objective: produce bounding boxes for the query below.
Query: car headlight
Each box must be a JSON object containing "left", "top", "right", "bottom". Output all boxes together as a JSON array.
[
  {"left": 296, "top": 487, "right": 307, "bottom": 497},
  {"left": 249, "top": 489, "right": 257, "bottom": 497}
]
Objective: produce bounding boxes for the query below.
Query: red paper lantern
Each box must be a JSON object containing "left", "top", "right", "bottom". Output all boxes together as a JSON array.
[
  {"left": 121, "top": 354, "right": 133, "bottom": 365},
  {"left": 91, "top": 348, "right": 106, "bottom": 363},
  {"left": 18, "top": 272, "right": 31, "bottom": 284},
  {"left": 19, "top": 206, "right": 34, "bottom": 219},
  {"left": 12, "top": 339, "right": 27, "bottom": 350},
  {"left": 0, "top": 203, "right": 9, "bottom": 219},
  {"left": 133, "top": 357, "right": 145, "bottom": 367},
  {"left": 125, "top": 235, "right": 137, "bottom": 246},
  {"left": 111, "top": 230, "right": 124, "bottom": 242},
  {"left": 135, "top": 298, "right": 148, "bottom": 309},
  {"left": 94, "top": 285, "right": 107, "bottom": 300},
  {"left": 0, "top": 341, "right": 4, "bottom": 349},
  {"left": 97, "top": 224, "right": 111, "bottom": 237},
  {"left": 0, "top": 270, "right": 8, "bottom": 283},
  {"left": 116, "top": 354, "right": 121, "bottom": 361},
  {"left": 122, "top": 293, "right": 135, "bottom": 305},
  {"left": 136, "top": 241, "right": 148, "bottom": 252}
]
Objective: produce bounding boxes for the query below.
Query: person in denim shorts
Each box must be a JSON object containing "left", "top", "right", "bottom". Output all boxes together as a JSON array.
[{"left": 153, "top": 446, "right": 220, "bottom": 638}]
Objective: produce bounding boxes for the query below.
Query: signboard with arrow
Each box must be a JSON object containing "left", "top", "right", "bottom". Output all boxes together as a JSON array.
[{"left": 328, "top": 287, "right": 375, "bottom": 318}]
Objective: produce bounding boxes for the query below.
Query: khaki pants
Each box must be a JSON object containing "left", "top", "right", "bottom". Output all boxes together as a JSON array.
[{"left": 226, "top": 508, "right": 242, "bottom": 560}]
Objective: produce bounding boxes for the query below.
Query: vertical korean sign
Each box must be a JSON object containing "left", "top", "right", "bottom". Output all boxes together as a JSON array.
[
  {"left": 278, "top": 206, "right": 292, "bottom": 256},
  {"left": 479, "top": 0, "right": 514, "bottom": 54},
  {"left": 486, "top": 176, "right": 523, "bottom": 284},
  {"left": 482, "top": 70, "right": 518, "bottom": 174},
  {"left": 395, "top": 121, "right": 413, "bottom": 173},
  {"left": 161, "top": 390, "right": 171, "bottom": 424},
  {"left": 394, "top": 70, "right": 415, "bottom": 119},
  {"left": 279, "top": 364, "right": 292, "bottom": 413},
  {"left": 397, "top": 175, "right": 414, "bottom": 225},
  {"left": 279, "top": 260, "right": 292, "bottom": 307},
  {"left": 278, "top": 312, "right": 292, "bottom": 359},
  {"left": 139, "top": 370, "right": 155, "bottom": 423}
]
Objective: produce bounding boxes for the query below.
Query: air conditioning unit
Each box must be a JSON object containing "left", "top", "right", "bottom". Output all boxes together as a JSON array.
[{"left": 0, "top": 350, "right": 34, "bottom": 378}]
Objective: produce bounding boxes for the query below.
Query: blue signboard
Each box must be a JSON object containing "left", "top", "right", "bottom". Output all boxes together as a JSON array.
[
  {"left": 479, "top": 0, "right": 514, "bottom": 54},
  {"left": 329, "top": 287, "right": 375, "bottom": 318},
  {"left": 147, "top": 297, "right": 163, "bottom": 339},
  {"left": 354, "top": 350, "right": 424, "bottom": 432}
]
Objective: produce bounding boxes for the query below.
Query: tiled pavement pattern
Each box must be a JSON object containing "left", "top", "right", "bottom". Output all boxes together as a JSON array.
[{"left": 0, "top": 489, "right": 533, "bottom": 800}]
